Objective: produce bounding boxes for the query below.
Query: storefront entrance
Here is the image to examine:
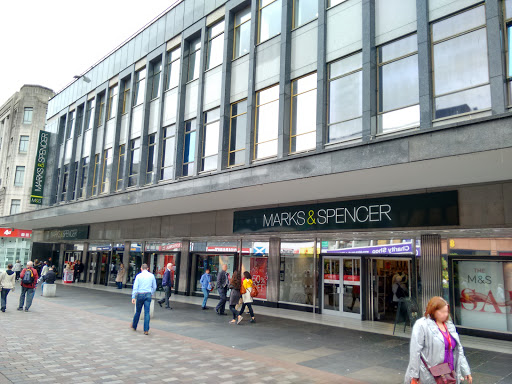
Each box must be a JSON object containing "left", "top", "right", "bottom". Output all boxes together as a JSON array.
[
  {"left": 194, "top": 253, "right": 236, "bottom": 293},
  {"left": 369, "top": 257, "right": 412, "bottom": 323},
  {"left": 322, "top": 256, "right": 361, "bottom": 318}
]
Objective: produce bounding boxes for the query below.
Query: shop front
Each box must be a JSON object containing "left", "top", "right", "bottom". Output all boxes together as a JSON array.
[{"left": 145, "top": 242, "right": 181, "bottom": 292}]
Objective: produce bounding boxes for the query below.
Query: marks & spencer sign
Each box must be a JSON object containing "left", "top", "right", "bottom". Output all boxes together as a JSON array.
[
  {"left": 30, "top": 130, "right": 51, "bottom": 205},
  {"left": 233, "top": 191, "right": 459, "bottom": 233},
  {"left": 43, "top": 226, "right": 89, "bottom": 241}
]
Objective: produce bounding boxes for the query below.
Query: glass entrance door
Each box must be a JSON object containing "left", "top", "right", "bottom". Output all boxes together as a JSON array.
[{"left": 322, "top": 256, "right": 361, "bottom": 318}]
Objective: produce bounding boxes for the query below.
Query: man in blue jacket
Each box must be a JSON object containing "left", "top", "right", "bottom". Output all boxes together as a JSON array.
[{"left": 157, "top": 263, "right": 173, "bottom": 309}]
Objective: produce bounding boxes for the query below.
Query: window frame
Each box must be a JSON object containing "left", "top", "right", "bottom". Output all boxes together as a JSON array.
[
  {"left": 23, "top": 107, "right": 33, "bottom": 124},
  {"left": 254, "top": 84, "right": 280, "bottom": 160},
  {"left": 107, "top": 84, "right": 119, "bottom": 120},
  {"left": 101, "top": 148, "right": 112, "bottom": 194},
  {"left": 92, "top": 154, "right": 100, "bottom": 195},
  {"left": 504, "top": 1, "right": 512, "bottom": 106},
  {"left": 206, "top": 20, "right": 225, "bottom": 70},
  {"left": 121, "top": 80, "right": 131, "bottom": 115},
  {"left": 10, "top": 199, "right": 21, "bottom": 215},
  {"left": 258, "top": 0, "right": 282, "bottom": 44},
  {"left": 116, "top": 144, "right": 125, "bottom": 191},
  {"left": 160, "top": 125, "right": 176, "bottom": 181},
  {"left": 18, "top": 135, "right": 29, "bottom": 153},
  {"left": 233, "top": 7, "right": 251, "bottom": 60},
  {"left": 165, "top": 47, "right": 181, "bottom": 91},
  {"left": 146, "top": 133, "right": 156, "bottom": 184},
  {"left": 182, "top": 119, "right": 197, "bottom": 176},
  {"left": 61, "top": 164, "right": 69, "bottom": 201},
  {"left": 14, "top": 166, "right": 25, "bottom": 187},
  {"left": 292, "top": 0, "right": 318, "bottom": 30},
  {"left": 97, "top": 93, "right": 106, "bottom": 127},
  {"left": 187, "top": 39, "right": 202, "bottom": 82},
  {"left": 149, "top": 60, "right": 163, "bottom": 101},
  {"left": 128, "top": 138, "right": 141, "bottom": 188},
  {"left": 228, "top": 99, "right": 247, "bottom": 167},
  {"left": 290, "top": 72, "right": 318, "bottom": 154},
  {"left": 201, "top": 108, "right": 221, "bottom": 172},
  {"left": 79, "top": 157, "right": 89, "bottom": 199},
  {"left": 132, "top": 68, "right": 147, "bottom": 107}
]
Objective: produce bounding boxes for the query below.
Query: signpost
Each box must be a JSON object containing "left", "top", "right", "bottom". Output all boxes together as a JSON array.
[{"left": 30, "top": 130, "right": 51, "bottom": 205}]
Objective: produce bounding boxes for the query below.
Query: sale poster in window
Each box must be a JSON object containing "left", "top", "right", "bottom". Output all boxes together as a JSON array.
[
  {"left": 456, "top": 261, "right": 512, "bottom": 332},
  {"left": 250, "top": 258, "right": 268, "bottom": 300}
]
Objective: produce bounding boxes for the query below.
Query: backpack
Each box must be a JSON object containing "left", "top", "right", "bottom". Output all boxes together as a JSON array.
[
  {"left": 22, "top": 268, "right": 34, "bottom": 285},
  {"left": 250, "top": 284, "right": 259, "bottom": 298}
]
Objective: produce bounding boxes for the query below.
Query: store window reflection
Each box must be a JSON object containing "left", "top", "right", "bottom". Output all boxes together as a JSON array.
[{"left": 127, "top": 243, "right": 143, "bottom": 286}]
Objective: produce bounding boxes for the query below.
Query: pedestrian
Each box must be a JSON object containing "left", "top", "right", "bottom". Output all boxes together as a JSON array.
[
  {"left": 158, "top": 263, "right": 173, "bottom": 309},
  {"left": 40, "top": 266, "right": 56, "bottom": 295},
  {"left": 404, "top": 296, "right": 472, "bottom": 384},
  {"left": 116, "top": 264, "right": 126, "bottom": 289},
  {"left": 39, "top": 262, "right": 49, "bottom": 295},
  {"left": 18, "top": 261, "right": 39, "bottom": 312},
  {"left": 237, "top": 271, "right": 256, "bottom": 324},
  {"left": 131, "top": 264, "right": 156, "bottom": 335},
  {"left": 216, "top": 264, "right": 229, "bottom": 316},
  {"left": 33, "top": 259, "right": 42, "bottom": 275},
  {"left": 199, "top": 268, "right": 212, "bottom": 310},
  {"left": 73, "top": 260, "right": 84, "bottom": 283},
  {"left": 228, "top": 270, "right": 241, "bottom": 324},
  {"left": 0, "top": 264, "right": 16, "bottom": 312},
  {"left": 13, "top": 260, "right": 22, "bottom": 280}
]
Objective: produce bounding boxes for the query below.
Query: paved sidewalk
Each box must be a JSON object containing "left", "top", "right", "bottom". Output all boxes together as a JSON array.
[{"left": 0, "top": 285, "right": 511, "bottom": 384}]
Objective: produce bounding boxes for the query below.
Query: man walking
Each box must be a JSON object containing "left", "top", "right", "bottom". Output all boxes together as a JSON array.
[
  {"left": 73, "top": 260, "right": 84, "bottom": 283},
  {"left": 131, "top": 264, "right": 156, "bottom": 335},
  {"left": 18, "top": 261, "right": 39, "bottom": 312},
  {"left": 216, "top": 264, "right": 229, "bottom": 316},
  {"left": 158, "top": 263, "right": 173, "bottom": 309}
]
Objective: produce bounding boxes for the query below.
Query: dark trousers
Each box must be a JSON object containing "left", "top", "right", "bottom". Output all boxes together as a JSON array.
[
  {"left": 132, "top": 292, "right": 152, "bottom": 332},
  {"left": 15, "top": 271, "right": 21, "bottom": 280},
  {"left": 116, "top": 282, "right": 123, "bottom": 289},
  {"left": 158, "top": 286, "right": 172, "bottom": 307},
  {"left": 216, "top": 287, "right": 227, "bottom": 314},
  {"left": 229, "top": 304, "right": 238, "bottom": 319},
  {"left": 18, "top": 286, "right": 35, "bottom": 310},
  {"left": 74, "top": 272, "right": 80, "bottom": 283},
  {"left": 1, "top": 289, "right": 11, "bottom": 310},
  {"left": 239, "top": 302, "right": 254, "bottom": 317}
]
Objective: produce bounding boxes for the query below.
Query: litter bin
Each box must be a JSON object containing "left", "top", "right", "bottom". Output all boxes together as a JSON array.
[{"left": 63, "top": 269, "right": 74, "bottom": 284}]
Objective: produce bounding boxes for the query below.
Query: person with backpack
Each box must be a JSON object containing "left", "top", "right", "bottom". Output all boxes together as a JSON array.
[
  {"left": 237, "top": 271, "right": 257, "bottom": 324},
  {"left": 18, "top": 261, "right": 39, "bottom": 312},
  {"left": 0, "top": 264, "right": 16, "bottom": 312}
]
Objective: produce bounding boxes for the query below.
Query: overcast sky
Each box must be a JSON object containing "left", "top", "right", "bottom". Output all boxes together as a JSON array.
[{"left": 0, "top": 0, "right": 175, "bottom": 104}]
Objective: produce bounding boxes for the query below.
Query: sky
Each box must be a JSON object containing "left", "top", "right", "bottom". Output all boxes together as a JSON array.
[{"left": 0, "top": 0, "right": 177, "bottom": 104}]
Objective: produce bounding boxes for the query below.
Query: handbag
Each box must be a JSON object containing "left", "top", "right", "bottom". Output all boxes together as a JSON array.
[
  {"left": 240, "top": 285, "right": 246, "bottom": 295},
  {"left": 420, "top": 355, "right": 456, "bottom": 384},
  {"left": 250, "top": 284, "right": 259, "bottom": 298}
]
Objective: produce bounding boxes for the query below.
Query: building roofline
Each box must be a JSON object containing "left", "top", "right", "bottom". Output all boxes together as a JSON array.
[{"left": 20, "top": 84, "right": 55, "bottom": 94}]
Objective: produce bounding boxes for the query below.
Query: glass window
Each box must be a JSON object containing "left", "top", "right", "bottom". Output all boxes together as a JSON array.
[
  {"left": 255, "top": 84, "right": 279, "bottom": 160},
  {"left": 328, "top": 0, "right": 347, "bottom": 7},
  {"left": 183, "top": 119, "right": 197, "bottom": 176},
  {"left": 92, "top": 154, "right": 100, "bottom": 195},
  {"left": 18, "top": 135, "right": 29, "bottom": 153},
  {"left": 54, "top": 168, "right": 60, "bottom": 203},
  {"left": 23, "top": 107, "right": 33, "bottom": 124},
  {"left": 75, "top": 105, "right": 84, "bottom": 135},
  {"left": 195, "top": 254, "right": 235, "bottom": 293},
  {"left": 116, "top": 145, "right": 125, "bottom": 191},
  {"left": 14, "top": 166, "right": 25, "bottom": 186},
  {"left": 121, "top": 79, "right": 131, "bottom": 114},
  {"left": 207, "top": 20, "right": 225, "bottom": 70},
  {"left": 146, "top": 134, "right": 156, "bottom": 184},
  {"left": 293, "top": 0, "right": 318, "bottom": 29},
  {"left": 97, "top": 93, "right": 106, "bottom": 127},
  {"left": 149, "top": 60, "right": 162, "bottom": 100},
  {"left": 160, "top": 125, "right": 176, "bottom": 181},
  {"left": 10, "top": 199, "right": 21, "bottom": 215},
  {"left": 85, "top": 99, "right": 95, "bottom": 131},
  {"left": 79, "top": 157, "right": 89, "bottom": 198},
  {"left": 71, "top": 161, "right": 78, "bottom": 200},
  {"left": 234, "top": 7, "right": 251, "bottom": 59},
  {"left": 107, "top": 85, "right": 118, "bottom": 120},
  {"left": 187, "top": 38, "right": 201, "bottom": 82},
  {"left": 61, "top": 164, "right": 69, "bottom": 201},
  {"left": 328, "top": 52, "right": 363, "bottom": 143},
  {"left": 128, "top": 138, "right": 141, "bottom": 187},
  {"left": 507, "top": 23, "right": 512, "bottom": 104},
  {"left": 229, "top": 99, "right": 247, "bottom": 167},
  {"left": 279, "top": 243, "right": 317, "bottom": 305},
  {"left": 101, "top": 148, "right": 112, "bottom": 193},
  {"left": 66, "top": 110, "right": 75, "bottom": 140},
  {"left": 133, "top": 68, "right": 146, "bottom": 106},
  {"left": 378, "top": 34, "right": 419, "bottom": 133},
  {"left": 201, "top": 108, "right": 220, "bottom": 172},
  {"left": 166, "top": 47, "right": 181, "bottom": 90},
  {"left": 291, "top": 72, "right": 317, "bottom": 153},
  {"left": 259, "top": 0, "right": 282, "bottom": 43},
  {"left": 432, "top": 5, "right": 490, "bottom": 119}
]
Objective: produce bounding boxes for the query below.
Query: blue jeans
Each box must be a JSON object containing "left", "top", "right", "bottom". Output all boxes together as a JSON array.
[
  {"left": 116, "top": 282, "right": 123, "bottom": 289},
  {"left": 41, "top": 282, "right": 46, "bottom": 293},
  {"left": 132, "top": 292, "right": 152, "bottom": 332},
  {"left": 19, "top": 286, "right": 35, "bottom": 309},
  {"left": 202, "top": 288, "right": 209, "bottom": 308},
  {"left": 1, "top": 289, "right": 11, "bottom": 310}
]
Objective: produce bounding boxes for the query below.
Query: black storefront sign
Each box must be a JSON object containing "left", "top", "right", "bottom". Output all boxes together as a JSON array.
[
  {"left": 44, "top": 225, "right": 90, "bottom": 241},
  {"left": 233, "top": 191, "right": 459, "bottom": 233}
]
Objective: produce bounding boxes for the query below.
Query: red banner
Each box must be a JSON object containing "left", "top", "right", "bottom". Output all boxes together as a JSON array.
[{"left": 0, "top": 228, "right": 32, "bottom": 238}]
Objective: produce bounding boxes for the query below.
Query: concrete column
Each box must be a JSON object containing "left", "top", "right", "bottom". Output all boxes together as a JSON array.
[
  {"left": 83, "top": 242, "right": 90, "bottom": 282},
  {"left": 95, "top": 87, "right": 109, "bottom": 195},
  {"left": 73, "top": 101, "right": 88, "bottom": 201},
  {"left": 266, "top": 237, "right": 281, "bottom": 304},
  {"left": 123, "top": 241, "right": 131, "bottom": 285},
  {"left": 417, "top": 0, "right": 434, "bottom": 129},
  {"left": 178, "top": 239, "right": 191, "bottom": 295},
  {"left": 277, "top": 0, "right": 293, "bottom": 158},
  {"left": 486, "top": 0, "right": 507, "bottom": 114},
  {"left": 316, "top": 0, "right": 327, "bottom": 149},
  {"left": 58, "top": 243, "right": 65, "bottom": 274},
  {"left": 193, "top": 24, "right": 207, "bottom": 176},
  {"left": 361, "top": 0, "right": 376, "bottom": 141},
  {"left": 420, "top": 234, "right": 442, "bottom": 312}
]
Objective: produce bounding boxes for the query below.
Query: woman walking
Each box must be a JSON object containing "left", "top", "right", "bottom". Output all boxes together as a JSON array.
[
  {"left": 404, "top": 296, "right": 472, "bottom": 384},
  {"left": 0, "top": 264, "right": 16, "bottom": 312},
  {"left": 237, "top": 271, "right": 255, "bottom": 324},
  {"left": 116, "top": 264, "right": 126, "bottom": 289},
  {"left": 228, "top": 271, "right": 241, "bottom": 324}
]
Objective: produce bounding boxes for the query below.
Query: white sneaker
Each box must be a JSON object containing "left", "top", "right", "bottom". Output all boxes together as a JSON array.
[{"left": 237, "top": 316, "right": 243, "bottom": 325}]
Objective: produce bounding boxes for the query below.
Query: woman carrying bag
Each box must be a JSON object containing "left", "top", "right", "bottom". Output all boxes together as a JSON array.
[
  {"left": 228, "top": 271, "right": 242, "bottom": 324},
  {"left": 404, "top": 296, "right": 472, "bottom": 384},
  {"left": 237, "top": 271, "right": 256, "bottom": 324}
]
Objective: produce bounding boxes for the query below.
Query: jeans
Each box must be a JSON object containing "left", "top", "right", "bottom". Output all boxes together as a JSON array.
[
  {"left": 229, "top": 304, "right": 238, "bottom": 319},
  {"left": 202, "top": 288, "right": 209, "bottom": 308},
  {"left": 1, "top": 289, "right": 11, "bottom": 310},
  {"left": 19, "top": 286, "right": 35, "bottom": 309},
  {"left": 239, "top": 302, "right": 254, "bottom": 318},
  {"left": 116, "top": 282, "right": 123, "bottom": 289},
  {"left": 132, "top": 292, "right": 152, "bottom": 332},
  {"left": 216, "top": 287, "right": 227, "bottom": 313},
  {"left": 41, "top": 282, "right": 46, "bottom": 294}
]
